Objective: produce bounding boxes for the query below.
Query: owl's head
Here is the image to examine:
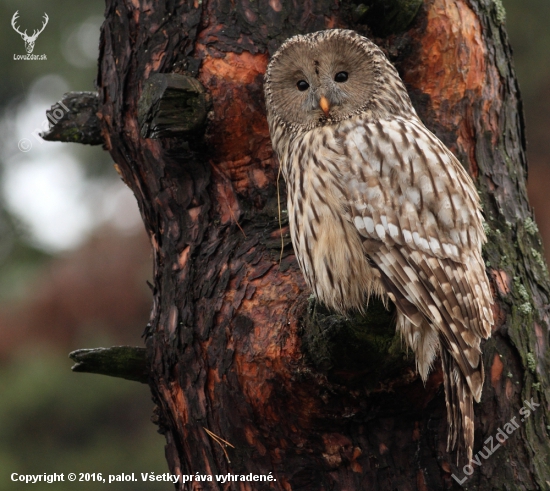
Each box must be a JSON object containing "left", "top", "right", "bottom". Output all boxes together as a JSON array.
[{"left": 264, "top": 29, "right": 412, "bottom": 131}]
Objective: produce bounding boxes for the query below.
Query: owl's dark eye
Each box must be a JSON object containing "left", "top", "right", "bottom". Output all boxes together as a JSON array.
[
  {"left": 334, "top": 71, "right": 348, "bottom": 83},
  {"left": 296, "top": 80, "right": 309, "bottom": 91}
]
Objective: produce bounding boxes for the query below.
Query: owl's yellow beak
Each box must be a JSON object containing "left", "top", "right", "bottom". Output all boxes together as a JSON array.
[{"left": 319, "top": 96, "right": 330, "bottom": 117}]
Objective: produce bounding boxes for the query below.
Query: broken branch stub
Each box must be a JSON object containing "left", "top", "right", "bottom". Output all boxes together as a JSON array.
[
  {"left": 137, "top": 73, "right": 209, "bottom": 140},
  {"left": 69, "top": 346, "right": 148, "bottom": 383},
  {"left": 41, "top": 91, "right": 103, "bottom": 145}
]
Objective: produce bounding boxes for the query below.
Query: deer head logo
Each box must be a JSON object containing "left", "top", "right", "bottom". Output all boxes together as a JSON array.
[{"left": 11, "top": 11, "right": 49, "bottom": 54}]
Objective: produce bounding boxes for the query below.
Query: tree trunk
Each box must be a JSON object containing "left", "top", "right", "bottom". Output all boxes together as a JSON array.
[{"left": 93, "top": 0, "right": 550, "bottom": 488}]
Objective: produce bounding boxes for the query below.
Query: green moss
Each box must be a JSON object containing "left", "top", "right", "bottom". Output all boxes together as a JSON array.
[
  {"left": 514, "top": 276, "right": 533, "bottom": 314},
  {"left": 526, "top": 352, "right": 537, "bottom": 374},
  {"left": 524, "top": 217, "right": 539, "bottom": 236},
  {"left": 517, "top": 303, "right": 533, "bottom": 315},
  {"left": 493, "top": 0, "right": 506, "bottom": 24},
  {"left": 61, "top": 127, "right": 83, "bottom": 142},
  {"left": 531, "top": 248, "right": 547, "bottom": 271},
  {"left": 514, "top": 279, "right": 529, "bottom": 302},
  {"left": 354, "top": 4, "right": 369, "bottom": 18}
]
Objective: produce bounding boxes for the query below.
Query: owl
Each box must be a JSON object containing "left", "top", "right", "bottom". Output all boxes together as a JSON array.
[{"left": 264, "top": 29, "right": 494, "bottom": 461}]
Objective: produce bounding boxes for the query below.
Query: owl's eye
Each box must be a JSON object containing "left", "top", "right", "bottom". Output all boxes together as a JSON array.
[
  {"left": 296, "top": 80, "right": 309, "bottom": 91},
  {"left": 334, "top": 71, "right": 348, "bottom": 83}
]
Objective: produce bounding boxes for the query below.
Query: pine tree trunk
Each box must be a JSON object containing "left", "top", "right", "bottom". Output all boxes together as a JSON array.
[{"left": 95, "top": 0, "right": 550, "bottom": 488}]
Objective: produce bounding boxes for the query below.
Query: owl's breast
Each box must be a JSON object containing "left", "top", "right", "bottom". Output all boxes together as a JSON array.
[{"left": 284, "top": 127, "right": 383, "bottom": 312}]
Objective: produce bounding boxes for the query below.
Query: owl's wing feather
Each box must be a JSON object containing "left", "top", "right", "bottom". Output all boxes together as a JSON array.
[
  {"left": 342, "top": 116, "right": 493, "bottom": 342},
  {"left": 374, "top": 244, "right": 483, "bottom": 390}
]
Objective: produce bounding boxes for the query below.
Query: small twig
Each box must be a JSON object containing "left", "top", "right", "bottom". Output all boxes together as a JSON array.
[
  {"left": 203, "top": 427, "right": 235, "bottom": 463},
  {"left": 277, "top": 163, "right": 284, "bottom": 265},
  {"left": 203, "top": 427, "right": 234, "bottom": 447}
]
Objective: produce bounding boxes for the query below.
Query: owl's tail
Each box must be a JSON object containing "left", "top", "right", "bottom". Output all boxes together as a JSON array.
[
  {"left": 388, "top": 290, "right": 483, "bottom": 463},
  {"left": 440, "top": 345, "right": 475, "bottom": 462},
  {"left": 397, "top": 309, "right": 479, "bottom": 461}
]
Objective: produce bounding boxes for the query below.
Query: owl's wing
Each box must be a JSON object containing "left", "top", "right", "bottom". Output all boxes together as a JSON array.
[
  {"left": 341, "top": 116, "right": 494, "bottom": 460},
  {"left": 341, "top": 115, "right": 493, "bottom": 385}
]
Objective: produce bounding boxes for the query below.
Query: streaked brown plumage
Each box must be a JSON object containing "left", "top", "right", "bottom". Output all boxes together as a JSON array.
[{"left": 264, "top": 29, "right": 493, "bottom": 461}]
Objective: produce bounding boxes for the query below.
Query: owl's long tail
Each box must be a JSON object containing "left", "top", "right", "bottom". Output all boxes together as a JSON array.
[
  {"left": 440, "top": 342, "right": 475, "bottom": 463},
  {"left": 395, "top": 311, "right": 478, "bottom": 462}
]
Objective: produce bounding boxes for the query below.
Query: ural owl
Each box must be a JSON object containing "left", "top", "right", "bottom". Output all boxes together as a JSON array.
[{"left": 264, "top": 29, "right": 493, "bottom": 461}]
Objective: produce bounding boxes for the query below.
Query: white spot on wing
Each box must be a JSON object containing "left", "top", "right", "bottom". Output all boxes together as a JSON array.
[
  {"left": 364, "top": 217, "right": 375, "bottom": 234},
  {"left": 354, "top": 216, "right": 365, "bottom": 229},
  {"left": 388, "top": 223, "right": 400, "bottom": 239},
  {"left": 429, "top": 237, "right": 441, "bottom": 254},
  {"left": 375, "top": 224, "right": 386, "bottom": 239}
]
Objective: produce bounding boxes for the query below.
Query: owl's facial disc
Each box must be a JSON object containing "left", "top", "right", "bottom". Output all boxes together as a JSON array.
[{"left": 265, "top": 30, "right": 380, "bottom": 129}]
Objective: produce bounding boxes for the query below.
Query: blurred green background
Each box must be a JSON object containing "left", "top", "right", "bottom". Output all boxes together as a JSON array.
[{"left": 0, "top": 0, "right": 548, "bottom": 489}]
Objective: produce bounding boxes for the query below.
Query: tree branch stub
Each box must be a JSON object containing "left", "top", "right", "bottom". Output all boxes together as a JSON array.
[
  {"left": 137, "top": 72, "right": 209, "bottom": 140},
  {"left": 41, "top": 91, "right": 103, "bottom": 146},
  {"left": 69, "top": 346, "right": 148, "bottom": 384}
]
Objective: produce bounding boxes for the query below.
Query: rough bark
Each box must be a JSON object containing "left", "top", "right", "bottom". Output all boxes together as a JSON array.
[{"left": 91, "top": 0, "right": 550, "bottom": 489}]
